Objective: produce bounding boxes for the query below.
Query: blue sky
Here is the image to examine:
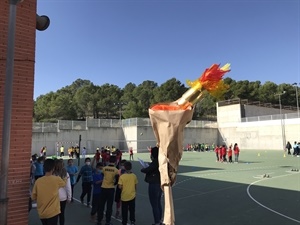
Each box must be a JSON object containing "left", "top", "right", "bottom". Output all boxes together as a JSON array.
[{"left": 35, "top": 0, "right": 300, "bottom": 99}]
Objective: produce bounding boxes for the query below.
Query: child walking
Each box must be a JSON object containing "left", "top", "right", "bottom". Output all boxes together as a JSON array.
[
  {"left": 31, "top": 159, "right": 66, "bottom": 225},
  {"left": 66, "top": 159, "right": 78, "bottom": 202},
  {"left": 76, "top": 158, "right": 93, "bottom": 207},
  {"left": 53, "top": 159, "right": 72, "bottom": 225},
  {"left": 118, "top": 161, "right": 138, "bottom": 225},
  {"left": 115, "top": 159, "right": 127, "bottom": 218},
  {"left": 90, "top": 162, "right": 104, "bottom": 222},
  {"left": 97, "top": 156, "right": 119, "bottom": 225}
]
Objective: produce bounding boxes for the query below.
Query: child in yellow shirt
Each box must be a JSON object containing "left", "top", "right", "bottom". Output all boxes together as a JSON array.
[
  {"left": 118, "top": 161, "right": 138, "bottom": 225},
  {"left": 31, "top": 159, "right": 66, "bottom": 225}
]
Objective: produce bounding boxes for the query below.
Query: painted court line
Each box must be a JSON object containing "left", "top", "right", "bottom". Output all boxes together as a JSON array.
[
  {"left": 173, "top": 184, "right": 244, "bottom": 201},
  {"left": 73, "top": 197, "right": 124, "bottom": 224},
  {"left": 246, "top": 173, "right": 300, "bottom": 224},
  {"left": 175, "top": 164, "right": 281, "bottom": 188}
]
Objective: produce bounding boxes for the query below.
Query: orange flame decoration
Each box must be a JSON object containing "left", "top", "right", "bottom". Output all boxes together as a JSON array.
[{"left": 151, "top": 63, "right": 231, "bottom": 111}]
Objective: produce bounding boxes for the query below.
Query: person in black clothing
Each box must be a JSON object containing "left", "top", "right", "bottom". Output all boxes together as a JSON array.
[
  {"left": 141, "top": 147, "right": 162, "bottom": 225},
  {"left": 97, "top": 156, "right": 119, "bottom": 225},
  {"left": 286, "top": 141, "right": 292, "bottom": 155}
]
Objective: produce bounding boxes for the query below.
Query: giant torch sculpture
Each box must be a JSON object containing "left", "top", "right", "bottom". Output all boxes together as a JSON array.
[{"left": 149, "top": 63, "right": 230, "bottom": 225}]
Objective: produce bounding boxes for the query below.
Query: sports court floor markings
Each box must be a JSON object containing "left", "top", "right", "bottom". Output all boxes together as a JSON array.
[
  {"left": 173, "top": 164, "right": 298, "bottom": 202},
  {"left": 73, "top": 197, "right": 125, "bottom": 224},
  {"left": 246, "top": 173, "right": 300, "bottom": 224},
  {"left": 253, "top": 172, "right": 275, "bottom": 179},
  {"left": 175, "top": 164, "right": 283, "bottom": 187},
  {"left": 173, "top": 183, "right": 244, "bottom": 201}
]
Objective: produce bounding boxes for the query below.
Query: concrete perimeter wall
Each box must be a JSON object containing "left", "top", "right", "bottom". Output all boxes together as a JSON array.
[
  {"left": 32, "top": 103, "right": 300, "bottom": 156},
  {"left": 32, "top": 126, "right": 219, "bottom": 155},
  {"left": 217, "top": 103, "right": 300, "bottom": 150}
]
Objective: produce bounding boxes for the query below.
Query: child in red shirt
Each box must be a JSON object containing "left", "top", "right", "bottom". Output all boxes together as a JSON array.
[
  {"left": 95, "top": 149, "right": 101, "bottom": 163},
  {"left": 214, "top": 145, "right": 220, "bottom": 162},
  {"left": 221, "top": 145, "right": 227, "bottom": 162},
  {"left": 233, "top": 143, "right": 240, "bottom": 163},
  {"left": 129, "top": 148, "right": 134, "bottom": 161}
]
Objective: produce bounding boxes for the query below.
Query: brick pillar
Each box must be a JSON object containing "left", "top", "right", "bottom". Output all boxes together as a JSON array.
[{"left": 0, "top": 0, "right": 36, "bottom": 224}]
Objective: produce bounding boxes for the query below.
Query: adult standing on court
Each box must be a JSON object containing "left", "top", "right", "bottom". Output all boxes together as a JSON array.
[
  {"left": 233, "top": 143, "right": 240, "bottom": 163},
  {"left": 141, "top": 147, "right": 162, "bottom": 225}
]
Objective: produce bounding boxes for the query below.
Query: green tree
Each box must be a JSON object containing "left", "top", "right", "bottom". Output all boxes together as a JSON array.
[
  {"left": 33, "top": 76, "right": 299, "bottom": 122},
  {"left": 121, "top": 83, "right": 137, "bottom": 118},
  {"left": 258, "top": 81, "right": 278, "bottom": 103},
  {"left": 53, "top": 92, "right": 77, "bottom": 120},
  {"left": 132, "top": 80, "right": 158, "bottom": 117},
  {"left": 153, "top": 78, "right": 187, "bottom": 103},
  {"left": 34, "top": 92, "right": 57, "bottom": 122},
  {"left": 74, "top": 83, "right": 99, "bottom": 119},
  {"left": 96, "top": 84, "right": 122, "bottom": 118}
]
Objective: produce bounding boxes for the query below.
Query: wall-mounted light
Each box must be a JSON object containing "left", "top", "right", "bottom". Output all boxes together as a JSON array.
[{"left": 36, "top": 14, "right": 50, "bottom": 31}]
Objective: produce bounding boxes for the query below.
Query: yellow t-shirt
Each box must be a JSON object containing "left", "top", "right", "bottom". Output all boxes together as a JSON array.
[
  {"left": 118, "top": 173, "right": 138, "bottom": 201},
  {"left": 31, "top": 175, "right": 66, "bottom": 219},
  {"left": 101, "top": 165, "right": 119, "bottom": 189}
]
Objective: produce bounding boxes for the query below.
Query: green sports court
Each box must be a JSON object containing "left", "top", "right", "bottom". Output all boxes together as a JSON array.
[{"left": 29, "top": 150, "right": 300, "bottom": 225}]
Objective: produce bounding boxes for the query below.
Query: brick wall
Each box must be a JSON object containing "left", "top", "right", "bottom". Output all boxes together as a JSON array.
[{"left": 0, "top": 0, "right": 36, "bottom": 224}]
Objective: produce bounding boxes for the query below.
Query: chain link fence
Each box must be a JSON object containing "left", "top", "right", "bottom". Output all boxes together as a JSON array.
[{"left": 33, "top": 118, "right": 217, "bottom": 132}]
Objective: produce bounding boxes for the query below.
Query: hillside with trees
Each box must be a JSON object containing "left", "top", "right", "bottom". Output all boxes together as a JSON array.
[{"left": 33, "top": 77, "right": 298, "bottom": 122}]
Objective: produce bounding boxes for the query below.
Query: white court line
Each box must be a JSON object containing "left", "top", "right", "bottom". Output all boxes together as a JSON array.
[
  {"left": 172, "top": 165, "right": 284, "bottom": 200},
  {"left": 173, "top": 184, "right": 244, "bottom": 201},
  {"left": 246, "top": 173, "right": 300, "bottom": 224},
  {"left": 73, "top": 197, "right": 124, "bottom": 224},
  {"left": 175, "top": 165, "right": 281, "bottom": 187}
]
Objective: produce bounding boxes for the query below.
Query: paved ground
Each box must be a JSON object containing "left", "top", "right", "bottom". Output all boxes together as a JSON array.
[{"left": 29, "top": 151, "right": 300, "bottom": 225}]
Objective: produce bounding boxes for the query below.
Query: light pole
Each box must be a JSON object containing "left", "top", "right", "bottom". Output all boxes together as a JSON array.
[
  {"left": 275, "top": 91, "right": 286, "bottom": 151},
  {"left": 292, "top": 83, "right": 299, "bottom": 118}
]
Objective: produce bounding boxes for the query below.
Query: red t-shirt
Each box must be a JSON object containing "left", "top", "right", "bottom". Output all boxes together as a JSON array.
[
  {"left": 95, "top": 152, "right": 100, "bottom": 160},
  {"left": 234, "top": 146, "right": 240, "bottom": 154},
  {"left": 227, "top": 148, "right": 233, "bottom": 156},
  {"left": 214, "top": 147, "right": 219, "bottom": 153},
  {"left": 221, "top": 147, "right": 226, "bottom": 156}
]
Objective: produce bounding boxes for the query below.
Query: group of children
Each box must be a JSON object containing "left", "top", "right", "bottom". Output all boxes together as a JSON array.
[
  {"left": 75, "top": 154, "right": 138, "bottom": 225},
  {"left": 99, "top": 147, "right": 123, "bottom": 166},
  {"left": 185, "top": 143, "right": 215, "bottom": 152},
  {"left": 31, "top": 150, "right": 138, "bottom": 225},
  {"left": 214, "top": 143, "right": 240, "bottom": 163}
]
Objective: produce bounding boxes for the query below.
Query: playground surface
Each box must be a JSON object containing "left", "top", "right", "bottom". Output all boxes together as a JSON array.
[{"left": 28, "top": 150, "right": 300, "bottom": 225}]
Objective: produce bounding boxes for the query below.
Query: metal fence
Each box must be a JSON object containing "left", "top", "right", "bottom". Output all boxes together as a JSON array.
[
  {"left": 32, "top": 112, "right": 300, "bottom": 133},
  {"left": 32, "top": 118, "right": 218, "bottom": 132},
  {"left": 241, "top": 112, "right": 300, "bottom": 122}
]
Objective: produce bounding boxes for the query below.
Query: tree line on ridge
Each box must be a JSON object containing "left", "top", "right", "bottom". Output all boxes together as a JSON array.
[{"left": 34, "top": 78, "right": 299, "bottom": 122}]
